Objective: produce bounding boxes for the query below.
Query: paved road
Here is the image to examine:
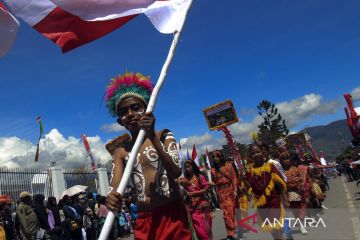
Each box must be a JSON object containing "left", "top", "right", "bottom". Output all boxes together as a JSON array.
[
  {"left": 120, "top": 176, "right": 360, "bottom": 240},
  {"left": 213, "top": 176, "right": 360, "bottom": 240}
]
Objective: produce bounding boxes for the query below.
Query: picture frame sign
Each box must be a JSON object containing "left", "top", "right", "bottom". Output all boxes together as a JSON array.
[{"left": 203, "top": 100, "right": 239, "bottom": 131}]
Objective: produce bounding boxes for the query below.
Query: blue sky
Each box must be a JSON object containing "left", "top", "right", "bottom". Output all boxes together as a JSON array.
[{"left": 1, "top": 0, "right": 360, "bottom": 168}]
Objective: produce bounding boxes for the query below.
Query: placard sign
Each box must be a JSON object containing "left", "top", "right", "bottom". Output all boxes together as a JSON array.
[{"left": 203, "top": 100, "right": 238, "bottom": 131}]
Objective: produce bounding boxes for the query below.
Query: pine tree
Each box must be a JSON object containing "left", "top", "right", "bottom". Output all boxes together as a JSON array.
[{"left": 257, "top": 100, "right": 289, "bottom": 147}]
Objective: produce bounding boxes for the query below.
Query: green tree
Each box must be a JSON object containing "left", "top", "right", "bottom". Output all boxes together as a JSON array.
[
  {"left": 336, "top": 146, "right": 353, "bottom": 163},
  {"left": 257, "top": 100, "right": 289, "bottom": 147}
]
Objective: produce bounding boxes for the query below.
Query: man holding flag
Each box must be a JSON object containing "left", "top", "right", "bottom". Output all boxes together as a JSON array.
[
  {"left": 104, "top": 72, "right": 193, "bottom": 239},
  {"left": 1, "top": 0, "right": 194, "bottom": 238}
]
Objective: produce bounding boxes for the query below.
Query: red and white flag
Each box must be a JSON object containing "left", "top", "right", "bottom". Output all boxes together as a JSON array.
[
  {"left": 192, "top": 144, "right": 199, "bottom": 166},
  {"left": 0, "top": 3, "right": 19, "bottom": 57},
  {"left": 3, "top": 0, "right": 191, "bottom": 53}
]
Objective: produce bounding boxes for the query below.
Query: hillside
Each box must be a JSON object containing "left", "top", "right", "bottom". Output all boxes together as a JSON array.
[{"left": 302, "top": 119, "right": 352, "bottom": 161}]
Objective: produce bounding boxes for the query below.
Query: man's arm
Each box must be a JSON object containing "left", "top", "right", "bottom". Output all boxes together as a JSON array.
[
  {"left": 138, "top": 113, "right": 181, "bottom": 179},
  {"left": 150, "top": 130, "right": 182, "bottom": 179}
]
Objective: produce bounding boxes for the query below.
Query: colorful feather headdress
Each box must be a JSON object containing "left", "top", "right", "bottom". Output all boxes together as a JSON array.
[{"left": 105, "top": 72, "right": 154, "bottom": 117}]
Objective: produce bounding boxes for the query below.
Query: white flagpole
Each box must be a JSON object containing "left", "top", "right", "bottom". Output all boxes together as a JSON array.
[{"left": 98, "top": 1, "right": 193, "bottom": 239}]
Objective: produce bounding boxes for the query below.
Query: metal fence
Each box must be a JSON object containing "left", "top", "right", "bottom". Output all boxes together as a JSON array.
[
  {"left": 63, "top": 169, "right": 98, "bottom": 194},
  {"left": 0, "top": 168, "right": 52, "bottom": 203}
]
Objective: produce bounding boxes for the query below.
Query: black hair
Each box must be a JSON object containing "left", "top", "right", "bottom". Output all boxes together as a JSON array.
[
  {"left": 47, "top": 196, "right": 57, "bottom": 207},
  {"left": 184, "top": 160, "right": 202, "bottom": 179},
  {"left": 211, "top": 150, "right": 226, "bottom": 171},
  {"left": 99, "top": 196, "right": 107, "bottom": 205},
  {"left": 33, "top": 194, "right": 45, "bottom": 205},
  {"left": 87, "top": 192, "right": 93, "bottom": 199}
]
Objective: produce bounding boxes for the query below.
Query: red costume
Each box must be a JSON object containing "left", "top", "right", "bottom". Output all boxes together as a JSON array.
[
  {"left": 211, "top": 163, "right": 238, "bottom": 237},
  {"left": 179, "top": 174, "right": 212, "bottom": 240},
  {"left": 284, "top": 166, "right": 305, "bottom": 219},
  {"left": 246, "top": 162, "right": 287, "bottom": 232},
  {"left": 134, "top": 199, "right": 192, "bottom": 240}
]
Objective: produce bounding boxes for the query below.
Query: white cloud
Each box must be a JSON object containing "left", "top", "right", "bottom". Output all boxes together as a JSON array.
[
  {"left": 351, "top": 86, "right": 360, "bottom": 101},
  {"left": 229, "top": 116, "right": 263, "bottom": 143},
  {"left": 180, "top": 133, "right": 220, "bottom": 154},
  {"left": 0, "top": 129, "right": 111, "bottom": 169},
  {"left": 100, "top": 123, "right": 126, "bottom": 133},
  {"left": 276, "top": 93, "right": 340, "bottom": 128}
]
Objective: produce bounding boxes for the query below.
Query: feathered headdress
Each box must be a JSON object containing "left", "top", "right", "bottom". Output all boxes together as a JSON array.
[
  {"left": 105, "top": 72, "right": 154, "bottom": 117},
  {"left": 251, "top": 131, "right": 259, "bottom": 143}
]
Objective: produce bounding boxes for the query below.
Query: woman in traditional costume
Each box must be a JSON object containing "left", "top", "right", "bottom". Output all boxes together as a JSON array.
[
  {"left": 178, "top": 160, "right": 213, "bottom": 240},
  {"left": 302, "top": 153, "right": 326, "bottom": 215},
  {"left": 247, "top": 144, "right": 287, "bottom": 240},
  {"left": 210, "top": 150, "right": 238, "bottom": 240},
  {"left": 279, "top": 151, "right": 308, "bottom": 235}
]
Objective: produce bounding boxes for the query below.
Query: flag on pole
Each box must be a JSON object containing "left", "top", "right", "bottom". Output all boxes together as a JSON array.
[
  {"left": 0, "top": 3, "right": 19, "bottom": 58},
  {"left": 186, "top": 148, "right": 191, "bottom": 160},
  {"left": 3, "top": 0, "right": 191, "bottom": 53},
  {"left": 82, "top": 133, "right": 97, "bottom": 171},
  {"left": 35, "top": 116, "right": 43, "bottom": 162},
  {"left": 205, "top": 147, "right": 212, "bottom": 182},
  {"left": 192, "top": 144, "right": 199, "bottom": 166},
  {"left": 205, "top": 147, "right": 211, "bottom": 169}
]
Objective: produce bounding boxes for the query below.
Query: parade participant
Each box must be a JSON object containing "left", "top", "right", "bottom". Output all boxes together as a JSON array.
[
  {"left": 211, "top": 150, "right": 237, "bottom": 240},
  {"left": 178, "top": 159, "right": 213, "bottom": 240},
  {"left": 16, "top": 192, "right": 39, "bottom": 240},
  {"left": 303, "top": 153, "right": 326, "bottom": 209},
  {"left": 104, "top": 72, "right": 192, "bottom": 240},
  {"left": 263, "top": 144, "right": 287, "bottom": 182},
  {"left": 247, "top": 144, "right": 287, "bottom": 240},
  {"left": 279, "top": 152, "right": 308, "bottom": 235},
  {"left": 229, "top": 158, "right": 250, "bottom": 237}
]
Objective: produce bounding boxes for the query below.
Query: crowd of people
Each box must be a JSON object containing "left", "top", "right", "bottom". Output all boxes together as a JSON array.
[
  {"left": 0, "top": 187, "right": 138, "bottom": 240},
  {"left": 2, "top": 72, "right": 356, "bottom": 240},
  {"left": 176, "top": 142, "right": 335, "bottom": 240}
]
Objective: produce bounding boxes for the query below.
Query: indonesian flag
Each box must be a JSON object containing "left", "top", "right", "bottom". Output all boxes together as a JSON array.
[
  {"left": 3, "top": 0, "right": 191, "bottom": 53},
  {"left": 192, "top": 144, "right": 199, "bottom": 166},
  {"left": 0, "top": 3, "right": 19, "bottom": 57}
]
